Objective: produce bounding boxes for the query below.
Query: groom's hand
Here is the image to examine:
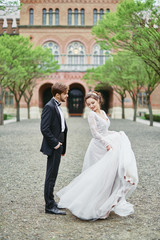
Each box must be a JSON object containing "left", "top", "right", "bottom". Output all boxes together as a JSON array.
[{"left": 54, "top": 142, "right": 62, "bottom": 149}]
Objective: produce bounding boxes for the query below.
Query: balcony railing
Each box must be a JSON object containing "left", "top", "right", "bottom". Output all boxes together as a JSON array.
[{"left": 58, "top": 64, "right": 100, "bottom": 72}]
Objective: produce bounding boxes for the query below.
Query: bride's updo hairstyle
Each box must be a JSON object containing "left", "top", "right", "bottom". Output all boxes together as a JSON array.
[{"left": 85, "top": 91, "right": 103, "bottom": 105}]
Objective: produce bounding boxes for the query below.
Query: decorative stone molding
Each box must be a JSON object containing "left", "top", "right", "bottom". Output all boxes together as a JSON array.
[
  {"left": 16, "top": 18, "right": 20, "bottom": 26},
  {"left": 0, "top": 19, "right": 4, "bottom": 33},
  {"left": 21, "top": 0, "right": 118, "bottom": 3}
]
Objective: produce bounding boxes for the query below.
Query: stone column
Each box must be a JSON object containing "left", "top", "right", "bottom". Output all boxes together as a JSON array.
[
  {"left": 16, "top": 18, "right": 20, "bottom": 34},
  {"left": 7, "top": 18, "right": 13, "bottom": 34},
  {"left": 0, "top": 19, "right": 4, "bottom": 34}
]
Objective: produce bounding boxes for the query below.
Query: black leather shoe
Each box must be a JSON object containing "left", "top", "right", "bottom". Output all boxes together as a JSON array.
[
  {"left": 45, "top": 206, "right": 66, "bottom": 215},
  {"left": 53, "top": 202, "right": 62, "bottom": 209}
]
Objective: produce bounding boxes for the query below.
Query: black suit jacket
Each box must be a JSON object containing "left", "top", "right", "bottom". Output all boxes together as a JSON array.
[{"left": 40, "top": 98, "right": 67, "bottom": 156}]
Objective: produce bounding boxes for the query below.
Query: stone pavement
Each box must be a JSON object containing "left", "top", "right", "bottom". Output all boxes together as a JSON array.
[{"left": 0, "top": 118, "right": 160, "bottom": 240}]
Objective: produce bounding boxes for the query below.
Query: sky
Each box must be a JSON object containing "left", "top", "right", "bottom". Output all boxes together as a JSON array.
[{"left": 3, "top": 0, "right": 160, "bottom": 4}]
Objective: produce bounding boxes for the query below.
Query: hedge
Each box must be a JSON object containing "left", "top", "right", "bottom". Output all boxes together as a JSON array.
[
  {"left": 3, "top": 114, "right": 14, "bottom": 120},
  {"left": 144, "top": 114, "right": 160, "bottom": 122}
]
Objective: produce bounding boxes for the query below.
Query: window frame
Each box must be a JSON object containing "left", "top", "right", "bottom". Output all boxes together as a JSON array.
[
  {"left": 29, "top": 8, "right": 34, "bottom": 25},
  {"left": 42, "top": 8, "right": 47, "bottom": 25}
]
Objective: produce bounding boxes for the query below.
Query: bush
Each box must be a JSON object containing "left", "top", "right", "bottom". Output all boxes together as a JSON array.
[
  {"left": 3, "top": 114, "right": 14, "bottom": 120},
  {"left": 144, "top": 114, "right": 160, "bottom": 122},
  {"left": 3, "top": 114, "right": 7, "bottom": 120}
]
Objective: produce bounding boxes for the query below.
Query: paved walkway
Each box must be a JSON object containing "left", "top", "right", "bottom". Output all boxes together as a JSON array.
[
  {"left": 0, "top": 118, "right": 160, "bottom": 240},
  {"left": 3, "top": 117, "right": 160, "bottom": 127}
]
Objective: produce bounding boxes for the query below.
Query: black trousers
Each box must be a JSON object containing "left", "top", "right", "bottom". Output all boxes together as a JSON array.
[{"left": 44, "top": 145, "right": 63, "bottom": 209}]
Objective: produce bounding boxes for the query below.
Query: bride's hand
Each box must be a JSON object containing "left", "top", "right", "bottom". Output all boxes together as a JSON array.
[{"left": 106, "top": 145, "right": 112, "bottom": 151}]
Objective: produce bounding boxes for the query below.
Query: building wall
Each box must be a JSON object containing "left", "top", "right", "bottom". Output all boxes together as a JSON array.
[
  {"left": 1, "top": 0, "right": 160, "bottom": 119},
  {"left": 17, "top": 0, "right": 119, "bottom": 118},
  {"left": 20, "top": 0, "right": 116, "bottom": 26}
]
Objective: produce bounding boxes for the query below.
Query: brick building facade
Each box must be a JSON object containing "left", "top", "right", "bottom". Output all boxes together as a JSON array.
[{"left": 1, "top": 0, "right": 160, "bottom": 119}]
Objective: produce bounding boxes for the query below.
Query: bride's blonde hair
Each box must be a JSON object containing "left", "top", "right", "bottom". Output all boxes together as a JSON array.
[{"left": 84, "top": 91, "right": 103, "bottom": 104}]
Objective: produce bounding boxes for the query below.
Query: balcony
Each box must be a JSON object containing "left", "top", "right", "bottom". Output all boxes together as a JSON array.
[{"left": 58, "top": 64, "right": 101, "bottom": 72}]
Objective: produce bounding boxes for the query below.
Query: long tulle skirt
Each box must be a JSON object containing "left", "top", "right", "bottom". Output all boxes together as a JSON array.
[{"left": 57, "top": 131, "right": 138, "bottom": 220}]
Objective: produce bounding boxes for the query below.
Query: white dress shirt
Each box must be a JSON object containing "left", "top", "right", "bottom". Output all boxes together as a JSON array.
[{"left": 54, "top": 98, "right": 65, "bottom": 132}]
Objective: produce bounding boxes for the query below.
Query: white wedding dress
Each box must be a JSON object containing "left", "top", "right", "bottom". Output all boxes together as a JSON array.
[{"left": 57, "top": 110, "right": 138, "bottom": 220}]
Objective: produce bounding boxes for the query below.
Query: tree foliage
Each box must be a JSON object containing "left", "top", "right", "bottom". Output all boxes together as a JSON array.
[
  {"left": 84, "top": 51, "right": 147, "bottom": 120},
  {"left": 0, "top": 34, "right": 59, "bottom": 121},
  {"left": 92, "top": 0, "right": 160, "bottom": 76},
  {"left": 0, "top": 0, "right": 20, "bottom": 13},
  {"left": 84, "top": 49, "right": 160, "bottom": 124}
]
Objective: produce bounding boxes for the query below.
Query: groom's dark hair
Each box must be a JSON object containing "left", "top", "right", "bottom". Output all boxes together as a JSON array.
[{"left": 51, "top": 82, "right": 68, "bottom": 96}]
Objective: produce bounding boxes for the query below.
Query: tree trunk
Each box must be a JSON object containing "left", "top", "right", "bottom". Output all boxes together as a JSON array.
[
  {"left": 121, "top": 95, "right": 125, "bottom": 119},
  {"left": 133, "top": 99, "right": 137, "bottom": 122},
  {"left": 0, "top": 85, "right": 3, "bottom": 125},
  {"left": 147, "top": 95, "right": 153, "bottom": 126},
  {"left": 27, "top": 102, "right": 30, "bottom": 119},
  {"left": 16, "top": 101, "right": 20, "bottom": 122}
]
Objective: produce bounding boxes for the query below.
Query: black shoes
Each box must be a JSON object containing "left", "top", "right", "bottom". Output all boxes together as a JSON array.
[
  {"left": 45, "top": 206, "right": 66, "bottom": 215},
  {"left": 53, "top": 201, "right": 58, "bottom": 208}
]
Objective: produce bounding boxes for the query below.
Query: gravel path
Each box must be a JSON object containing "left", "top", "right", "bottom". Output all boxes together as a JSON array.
[{"left": 0, "top": 118, "right": 160, "bottom": 240}]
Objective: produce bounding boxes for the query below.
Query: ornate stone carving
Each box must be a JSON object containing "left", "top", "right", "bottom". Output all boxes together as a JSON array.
[{"left": 21, "top": 0, "right": 117, "bottom": 3}]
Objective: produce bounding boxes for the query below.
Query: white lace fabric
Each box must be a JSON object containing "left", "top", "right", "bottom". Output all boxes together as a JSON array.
[
  {"left": 88, "top": 111, "right": 110, "bottom": 147},
  {"left": 57, "top": 110, "right": 138, "bottom": 220}
]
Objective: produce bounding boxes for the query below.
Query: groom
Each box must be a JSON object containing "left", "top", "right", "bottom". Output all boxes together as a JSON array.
[{"left": 40, "top": 82, "right": 68, "bottom": 215}]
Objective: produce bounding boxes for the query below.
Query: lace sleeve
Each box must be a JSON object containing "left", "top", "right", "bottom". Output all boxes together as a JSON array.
[{"left": 88, "top": 111, "right": 110, "bottom": 147}]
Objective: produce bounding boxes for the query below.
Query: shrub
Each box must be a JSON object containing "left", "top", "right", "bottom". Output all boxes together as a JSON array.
[
  {"left": 3, "top": 114, "right": 7, "bottom": 120},
  {"left": 144, "top": 114, "right": 160, "bottom": 122},
  {"left": 3, "top": 114, "right": 14, "bottom": 120}
]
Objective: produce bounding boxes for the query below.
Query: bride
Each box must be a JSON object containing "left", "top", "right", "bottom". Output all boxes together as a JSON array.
[{"left": 57, "top": 91, "right": 138, "bottom": 220}]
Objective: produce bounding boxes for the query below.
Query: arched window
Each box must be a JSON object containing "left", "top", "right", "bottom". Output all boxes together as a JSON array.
[
  {"left": 92, "top": 44, "right": 110, "bottom": 65},
  {"left": 49, "top": 9, "right": 53, "bottom": 25},
  {"left": 100, "top": 49, "right": 104, "bottom": 65},
  {"left": 68, "top": 9, "right": 72, "bottom": 25},
  {"left": 93, "top": 9, "right": 97, "bottom": 25},
  {"left": 74, "top": 9, "right": 78, "bottom": 25},
  {"left": 42, "top": 9, "right": 46, "bottom": 25},
  {"left": 138, "top": 92, "right": 147, "bottom": 106},
  {"left": 5, "top": 92, "right": 9, "bottom": 105},
  {"left": 9, "top": 93, "right": 14, "bottom": 105},
  {"left": 55, "top": 8, "right": 59, "bottom": 25},
  {"left": 4, "top": 92, "right": 14, "bottom": 105},
  {"left": 29, "top": 8, "right": 33, "bottom": 25},
  {"left": 43, "top": 42, "right": 60, "bottom": 63},
  {"left": 67, "top": 42, "right": 85, "bottom": 65},
  {"left": 106, "top": 8, "right": 110, "bottom": 13},
  {"left": 81, "top": 9, "right": 85, "bottom": 25},
  {"left": 100, "top": 9, "right": 104, "bottom": 20}
]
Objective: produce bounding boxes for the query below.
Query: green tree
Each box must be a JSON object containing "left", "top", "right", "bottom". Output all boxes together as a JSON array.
[
  {"left": 0, "top": 0, "right": 21, "bottom": 125},
  {"left": 0, "top": 0, "right": 20, "bottom": 12},
  {"left": 142, "top": 65, "right": 160, "bottom": 126},
  {"left": 23, "top": 81, "right": 36, "bottom": 120},
  {"left": 0, "top": 34, "right": 59, "bottom": 122},
  {"left": 84, "top": 62, "right": 128, "bottom": 119},
  {"left": 121, "top": 54, "right": 146, "bottom": 121},
  {"left": 92, "top": 0, "right": 160, "bottom": 76},
  {"left": 0, "top": 43, "right": 10, "bottom": 125},
  {"left": 84, "top": 51, "right": 146, "bottom": 121}
]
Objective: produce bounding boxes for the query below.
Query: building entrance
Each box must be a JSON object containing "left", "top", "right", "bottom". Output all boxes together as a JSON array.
[
  {"left": 68, "top": 84, "right": 85, "bottom": 116},
  {"left": 43, "top": 87, "right": 52, "bottom": 107},
  {"left": 95, "top": 86, "right": 113, "bottom": 114},
  {"left": 39, "top": 83, "right": 53, "bottom": 108}
]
